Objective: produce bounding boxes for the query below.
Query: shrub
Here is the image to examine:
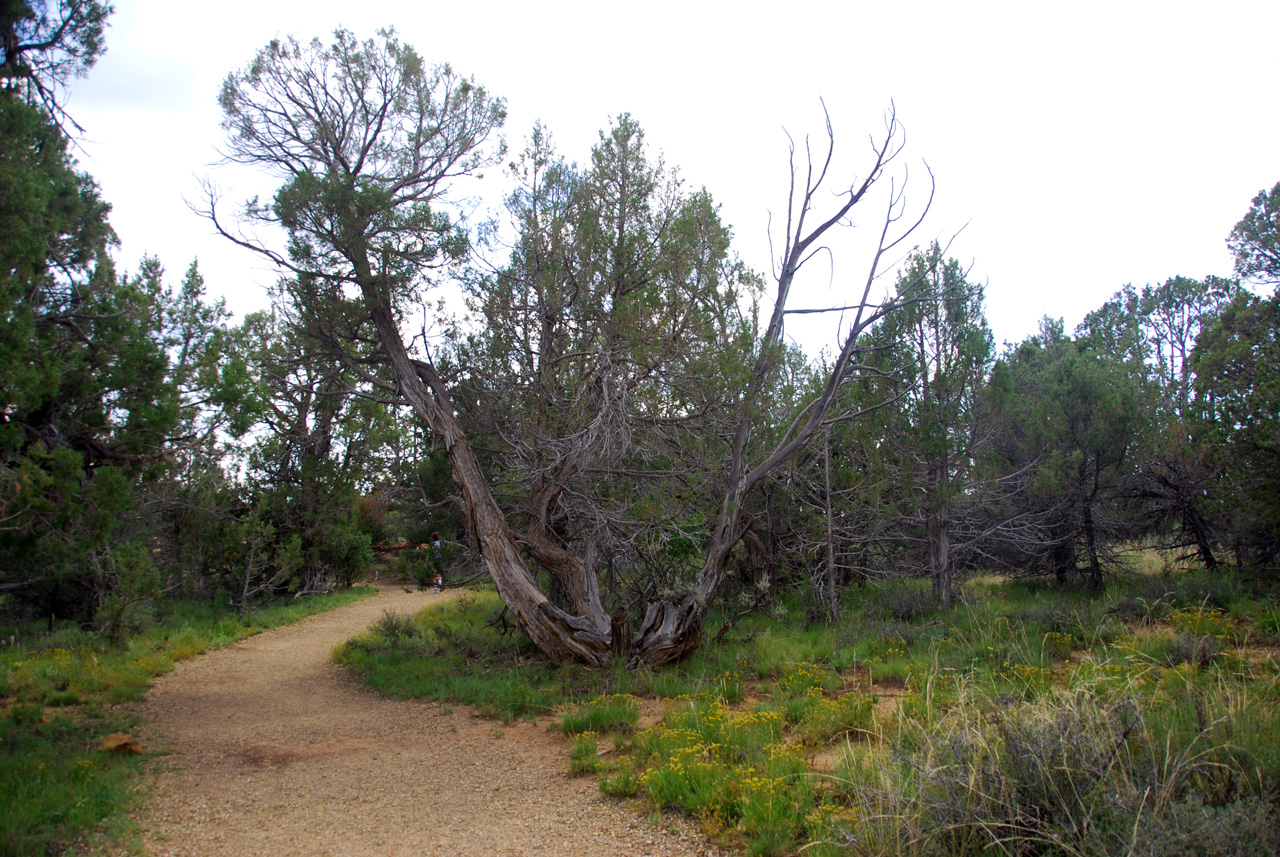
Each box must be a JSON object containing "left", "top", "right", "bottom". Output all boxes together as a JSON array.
[
  {"left": 568, "top": 731, "right": 599, "bottom": 775},
  {"left": 1110, "top": 574, "right": 1179, "bottom": 621},
  {"left": 478, "top": 679, "right": 557, "bottom": 723},
  {"left": 866, "top": 582, "right": 936, "bottom": 622},
  {"left": 1167, "top": 632, "right": 1222, "bottom": 667},
  {"left": 737, "top": 773, "right": 811, "bottom": 857},
  {"left": 1253, "top": 606, "right": 1280, "bottom": 641},
  {"left": 639, "top": 742, "right": 734, "bottom": 818},
  {"left": 1167, "top": 606, "right": 1243, "bottom": 643},
  {"left": 793, "top": 691, "right": 876, "bottom": 745},
  {"left": 1041, "top": 630, "right": 1075, "bottom": 661},
  {"left": 1005, "top": 601, "right": 1076, "bottom": 634},
  {"left": 394, "top": 550, "right": 432, "bottom": 589},
  {"left": 719, "top": 708, "right": 785, "bottom": 760},
  {"left": 710, "top": 669, "right": 746, "bottom": 703},
  {"left": 1172, "top": 574, "right": 1241, "bottom": 611},
  {"left": 638, "top": 667, "right": 701, "bottom": 698},
  {"left": 779, "top": 687, "right": 823, "bottom": 725},
  {"left": 1131, "top": 796, "right": 1280, "bottom": 857},
  {"left": 991, "top": 663, "right": 1054, "bottom": 699},
  {"left": 371, "top": 609, "right": 419, "bottom": 643},
  {"left": 862, "top": 651, "right": 913, "bottom": 685},
  {"left": 776, "top": 662, "right": 831, "bottom": 697},
  {"left": 598, "top": 755, "right": 640, "bottom": 797}
]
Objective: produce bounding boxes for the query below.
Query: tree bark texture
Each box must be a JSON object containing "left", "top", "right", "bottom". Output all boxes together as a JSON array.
[{"left": 364, "top": 294, "right": 611, "bottom": 665}]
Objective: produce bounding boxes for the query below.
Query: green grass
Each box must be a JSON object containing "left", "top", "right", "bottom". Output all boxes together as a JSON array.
[
  {"left": 0, "top": 707, "right": 142, "bottom": 857},
  {"left": 337, "top": 569, "right": 1280, "bottom": 857},
  {"left": 559, "top": 693, "right": 643, "bottom": 735},
  {"left": 0, "top": 586, "right": 375, "bottom": 856}
]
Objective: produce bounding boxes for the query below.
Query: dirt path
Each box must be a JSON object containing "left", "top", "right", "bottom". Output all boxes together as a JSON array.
[{"left": 131, "top": 583, "right": 721, "bottom": 857}]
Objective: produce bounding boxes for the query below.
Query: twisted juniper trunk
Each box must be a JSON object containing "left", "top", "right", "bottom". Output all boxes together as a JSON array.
[
  {"left": 363, "top": 290, "right": 610, "bottom": 666},
  {"left": 523, "top": 478, "right": 608, "bottom": 626}
]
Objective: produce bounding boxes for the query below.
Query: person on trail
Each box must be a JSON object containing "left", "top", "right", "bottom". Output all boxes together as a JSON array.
[{"left": 430, "top": 532, "right": 443, "bottom": 591}]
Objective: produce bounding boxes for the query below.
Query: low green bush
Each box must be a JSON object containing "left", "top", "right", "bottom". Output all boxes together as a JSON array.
[
  {"left": 568, "top": 731, "right": 600, "bottom": 775},
  {"left": 598, "top": 754, "right": 641, "bottom": 797}
]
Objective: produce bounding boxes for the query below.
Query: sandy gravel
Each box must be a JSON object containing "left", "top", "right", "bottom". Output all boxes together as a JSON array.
[{"left": 130, "top": 583, "right": 722, "bottom": 857}]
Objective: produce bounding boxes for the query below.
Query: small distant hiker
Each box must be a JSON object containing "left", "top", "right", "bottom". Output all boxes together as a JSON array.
[{"left": 430, "top": 532, "right": 443, "bottom": 592}]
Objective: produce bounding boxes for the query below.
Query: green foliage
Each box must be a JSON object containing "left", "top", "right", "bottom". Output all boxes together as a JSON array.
[
  {"left": 865, "top": 243, "right": 995, "bottom": 605},
  {"left": 371, "top": 609, "right": 419, "bottom": 643},
  {"left": 0, "top": 1, "right": 112, "bottom": 114},
  {"left": 1192, "top": 289, "right": 1280, "bottom": 567},
  {"left": 864, "top": 579, "right": 938, "bottom": 622},
  {"left": 93, "top": 541, "right": 161, "bottom": 645},
  {"left": 336, "top": 591, "right": 574, "bottom": 722},
  {"left": 226, "top": 312, "right": 400, "bottom": 598},
  {"left": 1228, "top": 181, "right": 1280, "bottom": 287},
  {"left": 1131, "top": 796, "right": 1280, "bottom": 857},
  {"left": 831, "top": 672, "right": 1280, "bottom": 857},
  {"left": 455, "top": 117, "right": 761, "bottom": 608},
  {"left": 792, "top": 691, "right": 875, "bottom": 745},
  {"left": 220, "top": 29, "right": 505, "bottom": 300},
  {"left": 598, "top": 754, "right": 641, "bottom": 797},
  {"left": 633, "top": 700, "right": 810, "bottom": 853},
  {"left": 993, "top": 320, "right": 1145, "bottom": 584},
  {"left": 394, "top": 548, "right": 435, "bottom": 589},
  {"left": 0, "top": 96, "right": 233, "bottom": 627},
  {"left": 1, "top": 31, "right": 255, "bottom": 630}
]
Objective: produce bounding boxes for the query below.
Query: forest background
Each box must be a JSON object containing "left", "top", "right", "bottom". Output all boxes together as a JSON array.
[
  {"left": 2, "top": 0, "right": 1278, "bottom": 656},
  {"left": 3, "top": 2, "right": 1280, "bottom": 854}
]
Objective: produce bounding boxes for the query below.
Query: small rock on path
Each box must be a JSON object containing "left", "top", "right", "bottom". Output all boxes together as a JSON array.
[{"left": 132, "top": 582, "right": 721, "bottom": 857}]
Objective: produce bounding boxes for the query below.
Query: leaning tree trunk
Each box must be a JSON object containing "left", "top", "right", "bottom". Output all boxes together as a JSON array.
[{"left": 363, "top": 293, "right": 611, "bottom": 666}]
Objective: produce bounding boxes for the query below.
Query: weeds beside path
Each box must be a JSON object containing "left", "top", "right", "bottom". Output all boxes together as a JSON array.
[{"left": 130, "top": 581, "right": 719, "bottom": 857}]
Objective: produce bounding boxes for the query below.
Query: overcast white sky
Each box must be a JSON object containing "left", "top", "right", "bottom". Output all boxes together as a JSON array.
[{"left": 68, "top": 0, "right": 1279, "bottom": 350}]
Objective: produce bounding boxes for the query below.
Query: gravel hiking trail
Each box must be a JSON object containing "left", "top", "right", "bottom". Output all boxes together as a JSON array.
[{"left": 131, "top": 582, "right": 721, "bottom": 857}]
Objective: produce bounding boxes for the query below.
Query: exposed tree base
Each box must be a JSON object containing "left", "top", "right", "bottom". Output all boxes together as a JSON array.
[{"left": 627, "top": 599, "right": 705, "bottom": 669}]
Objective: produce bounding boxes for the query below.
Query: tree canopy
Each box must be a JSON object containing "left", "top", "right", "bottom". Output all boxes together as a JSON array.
[{"left": 1229, "top": 182, "right": 1280, "bottom": 287}]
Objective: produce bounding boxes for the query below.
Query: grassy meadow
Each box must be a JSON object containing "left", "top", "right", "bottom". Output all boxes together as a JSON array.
[
  {"left": 0, "top": 587, "right": 376, "bottom": 856},
  {"left": 336, "top": 564, "right": 1280, "bottom": 857}
]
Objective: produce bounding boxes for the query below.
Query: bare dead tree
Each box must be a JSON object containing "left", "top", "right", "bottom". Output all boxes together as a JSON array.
[
  {"left": 0, "top": 0, "right": 111, "bottom": 136},
  {"left": 627, "top": 105, "right": 944, "bottom": 667}
]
